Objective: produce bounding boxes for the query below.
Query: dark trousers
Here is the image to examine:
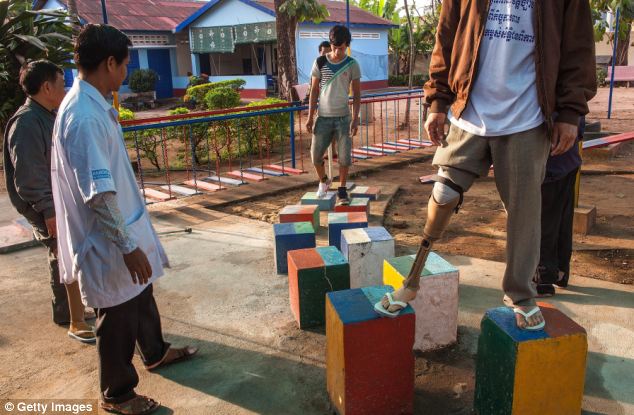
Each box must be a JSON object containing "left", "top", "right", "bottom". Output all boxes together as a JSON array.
[
  {"left": 539, "top": 168, "right": 578, "bottom": 287},
  {"left": 31, "top": 220, "right": 70, "bottom": 324},
  {"left": 96, "top": 284, "right": 170, "bottom": 404}
]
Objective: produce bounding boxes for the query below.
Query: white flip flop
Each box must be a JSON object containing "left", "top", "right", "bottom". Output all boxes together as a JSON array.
[
  {"left": 68, "top": 329, "right": 96, "bottom": 344},
  {"left": 374, "top": 292, "right": 408, "bottom": 318},
  {"left": 513, "top": 307, "right": 546, "bottom": 331}
]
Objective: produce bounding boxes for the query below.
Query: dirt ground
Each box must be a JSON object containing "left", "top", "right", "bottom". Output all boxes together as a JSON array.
[
  {"left": 220, "top": 87, "right": 634, "bottom": 286},
  {"left": 211, "top": 89, "right": 634, "bottom": 414}
]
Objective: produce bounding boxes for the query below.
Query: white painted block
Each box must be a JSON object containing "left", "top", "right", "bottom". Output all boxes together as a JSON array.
[
  {"left": 383, "top": 252, "right": 459, "bottom": 352},
  {"left": 341, "top": 227, "right": 395, "bottom": 289}
]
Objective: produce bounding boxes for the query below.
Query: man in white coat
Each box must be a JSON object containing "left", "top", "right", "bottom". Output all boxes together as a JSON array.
[{"left": 51, "top": 24, "right": 197, "bottom": 414}]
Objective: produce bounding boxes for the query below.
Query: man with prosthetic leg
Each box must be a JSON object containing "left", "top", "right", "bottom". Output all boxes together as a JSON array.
[{"left": 374, "top": 0, "right": 597, "bottom": 331}]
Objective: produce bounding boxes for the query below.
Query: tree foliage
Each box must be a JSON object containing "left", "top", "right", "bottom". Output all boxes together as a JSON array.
[
  {"left": 591, "top": 0, "right": 634, "bottom": 65},
  {"left": 0, "top": 0, "right": 76, "bottom": 130},
  {"left": 274, "top": 0, "right": 329, "bottom": 100}
]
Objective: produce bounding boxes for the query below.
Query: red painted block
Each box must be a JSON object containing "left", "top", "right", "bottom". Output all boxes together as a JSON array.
[
  {"left": 279, "top": 205, "right": 320, "bottom": 228},
  {"left": 227, "top": 170, "right": 267, "bottom": 182},
  {"left": 288, "top": 247, "right": 350, "bottom": 328},
  {"left": 183, "top": 179, "right": 223, "bottom": 192},
  {"left": 327, "top": 286, "right": 415, "bottom": 415}
]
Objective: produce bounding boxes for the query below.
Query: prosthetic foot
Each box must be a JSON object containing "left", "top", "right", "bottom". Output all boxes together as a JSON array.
[{"left": 375, "top": 178, "right": 462, "bottom": 317}]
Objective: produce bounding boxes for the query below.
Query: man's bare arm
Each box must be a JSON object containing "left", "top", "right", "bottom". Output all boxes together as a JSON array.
[{"left": 350, "top": 79, "right": 361, "bottom": 136}]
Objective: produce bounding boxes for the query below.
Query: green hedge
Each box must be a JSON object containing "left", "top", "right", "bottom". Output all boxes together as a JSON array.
[
  {"left": 204, "top": 87, "right": 241, "bottom": 110},
  {"left": 388, "top": 74, "right": 429, "bottom": 87},
  {"left": 184, "top": 79, "right": 246, "bottom": 107},
  {"left": 129, "top": 69, "right": 158, "bottom": 93}
]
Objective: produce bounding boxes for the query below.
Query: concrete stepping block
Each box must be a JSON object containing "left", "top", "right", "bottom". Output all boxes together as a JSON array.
[
  {"left": 183, "top": 179, "right": 222, "bottom": 192},
  {"left": 273, "top": 222, "right": 316, "bottom": 274},
  {"left": 265, "top": 164, "right": 305, "bottom": 175},
  {"left": 143, "top": 188, "right": 173, "bottom": 201},
  {"left": 326, "top": 285, "right": 415, "bottom": 415},
  {"left": 383, "top": 252, "right": 459, "bottom": 351},
  {"left": 361, "top": 146, "right": 398, "bottom": 154},
  {"left": 161, "top": 184, "right": 199, "bottom": 196},
  {"left": 204, "top": 175, "right": 245, "bottom": 186},
  {"left": 0, "top": 221, "right": 37, "bottom": 254},
  {"left": 351, "top": 153, "right": 370, "bottom": 160},
  {"left": 328, "top": 212, "right": 368, "bottom": 250},
  {"left": 329, "top": 182, "right": 355, "bottom": 191},
  {"left": 301, "top": 191, "right": 336, "bottom": 212},
  {"left": 334, "top": 197, "right": 370, "bottom": 214},
  {"left": 245, "top": 167, "right": 286, "bottom": 177},
  {"left": 475, "top": 303, "right": 587, "bottom": 415},
  {"left": 352, "top": 148, "right": 383, "bottom": 157},
  {"left": 341, "top": 227, "right": 395, "bottom": 288},
  {"left": 279, "top": 205, "right": 320, "bottom": 228},
  {"left": 350, "top": 186, "right": 381, "bottom": 201},
  {"left": 385, "top": 141, "right": 412, "bottom": 148},
  {"left": 227, "top": 170, "right": 267, "bottom": 182},
  {"left": 372, "top": 143, "right": 403, "bottom": 151},
  {"left": 288, "top": 246, "right": 350, "bottom": 328}
]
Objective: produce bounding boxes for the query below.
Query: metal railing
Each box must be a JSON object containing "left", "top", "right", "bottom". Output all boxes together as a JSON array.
[{"left": 121, "top": 89, "right": 429, "bottom": 204}]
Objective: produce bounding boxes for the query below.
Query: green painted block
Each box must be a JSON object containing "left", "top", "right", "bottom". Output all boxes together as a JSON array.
[{"left": 288, "top": 246, "right": 350, "bottom": 328}]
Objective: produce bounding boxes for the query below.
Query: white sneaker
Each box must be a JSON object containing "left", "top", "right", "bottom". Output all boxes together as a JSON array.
[{"left": 316, "top": 179, "right": 331, "bottom": 199}]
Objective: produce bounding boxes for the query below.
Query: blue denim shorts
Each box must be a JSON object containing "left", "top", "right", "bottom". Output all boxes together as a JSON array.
[{"left": 311, "top": 115, "right": 352, "bottom": 167}]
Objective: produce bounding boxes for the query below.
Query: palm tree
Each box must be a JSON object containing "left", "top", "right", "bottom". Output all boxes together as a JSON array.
[
  {"left": 0, "top": 0, "right": 74, "bottom": 129},
  {"left": 274, "top": 0, "right": 329, "bottom": 100}
]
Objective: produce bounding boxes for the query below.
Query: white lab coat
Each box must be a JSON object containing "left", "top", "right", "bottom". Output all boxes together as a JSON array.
[{"left": 51, "top": 79, "right": 169, "bottom": 308}]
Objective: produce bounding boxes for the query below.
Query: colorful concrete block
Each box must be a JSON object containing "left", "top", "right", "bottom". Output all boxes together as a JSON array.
[
  {"left": 326, "top": 285, "right": 415, "bottom": 415},
  {"left": 287, "top": 246, "right": 350, "bottom": 328},
  {"left": 350, "top": 186, "right": 381, "bottom": 201},
  {"left": 301, "top": 191, "right": 336, "bottom": 211},
  {"left": 474, "top": 303, "right": 587, "bottom": 415},
  {"left": 279, "top": 205, "right": 320, "bottom": 228},
  {"left": 334, "top": 197, "right": 370, "bottom": 214},
  {"left": 383, "top": 252, "right": 459, "bottom": 351},
  {"left": 273, "top": 222, "right": 316, "bottom": 274},
  {"left": 327, "top": 212, "right": 368, "bottom": 250},
  {"left": 341, "top": 227, "right": 395, "bottom": 289}
]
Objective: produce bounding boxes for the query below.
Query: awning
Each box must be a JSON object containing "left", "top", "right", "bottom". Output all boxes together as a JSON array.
[
  {"left": 191, "top": 26, "right": 235, "bottom": 53},
  {"left": 191, "top": 22, "right": 276, "bottom": 53}
]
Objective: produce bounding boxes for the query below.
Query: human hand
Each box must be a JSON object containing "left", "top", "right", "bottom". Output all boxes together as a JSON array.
[
  {"left": 550, "top": 122, "right": 578, "bottom": 156},
  {"left": 350, "top": 118, "right": 359, "bottom": 136},
  {"left": 306, "top": 117, "right": 315, "bottom": 134},
  {"left": 45, "top": 216, "right": 57, "bottom": 239},
  {"left": 425, "top": 112, "right": 448, "bottom": 146},
  {"left": 123, "top": 248, "right": 152, "bottom": 285}
]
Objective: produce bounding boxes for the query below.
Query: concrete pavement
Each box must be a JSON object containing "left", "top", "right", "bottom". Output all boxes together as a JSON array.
[{"left": 0, "top": 212, "right": 632, "bottom": 414}]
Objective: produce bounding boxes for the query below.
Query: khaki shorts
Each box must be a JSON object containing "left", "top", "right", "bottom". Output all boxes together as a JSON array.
[{"left": 311, "top": 115, "right": 352, "bottom": 167}]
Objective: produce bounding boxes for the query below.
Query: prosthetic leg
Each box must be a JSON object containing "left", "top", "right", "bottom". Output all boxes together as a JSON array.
[{"left": 375, "top": 176, "right": 463, "bottom": 317}]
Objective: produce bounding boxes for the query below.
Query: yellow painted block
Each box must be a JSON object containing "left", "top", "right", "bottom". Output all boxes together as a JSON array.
[{"left": 513, "top": 333, "right": 587, "bottom": 414}]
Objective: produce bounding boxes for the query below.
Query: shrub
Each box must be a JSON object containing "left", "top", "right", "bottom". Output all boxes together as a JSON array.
[
  {"left": 597, "top": 66, "right": 608, "bottom": 87},
  {"left": 118, "top": 107, "right": 135, "bottom": 121},
  {"left": 230, "top": 98, "right": 290, "bottom": 156},
  {"left": 204, "top": 87, "right": 241, "bottom": 110},
  {"left": 129, "top": 69, "right": 158, "bottom": 93},
  {"left": 120, "top": 108, "right": 163, "bottom": 171},
  {"left": 184, "top": 78, "right": 246, "bottom": 107},
  {"left": 388, "top": 74, "right": 429, "bottom": 87}
]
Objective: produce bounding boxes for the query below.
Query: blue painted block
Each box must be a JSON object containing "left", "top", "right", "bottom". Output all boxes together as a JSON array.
[
  {"left": 273, "top": 222, "right": 316, "bottom": 274},
  {"left": 301, "top": 191, "right": 337, "bottom": 211},
  {"left": 327, "top": 212, "right": 368, "bottom": 250}
]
